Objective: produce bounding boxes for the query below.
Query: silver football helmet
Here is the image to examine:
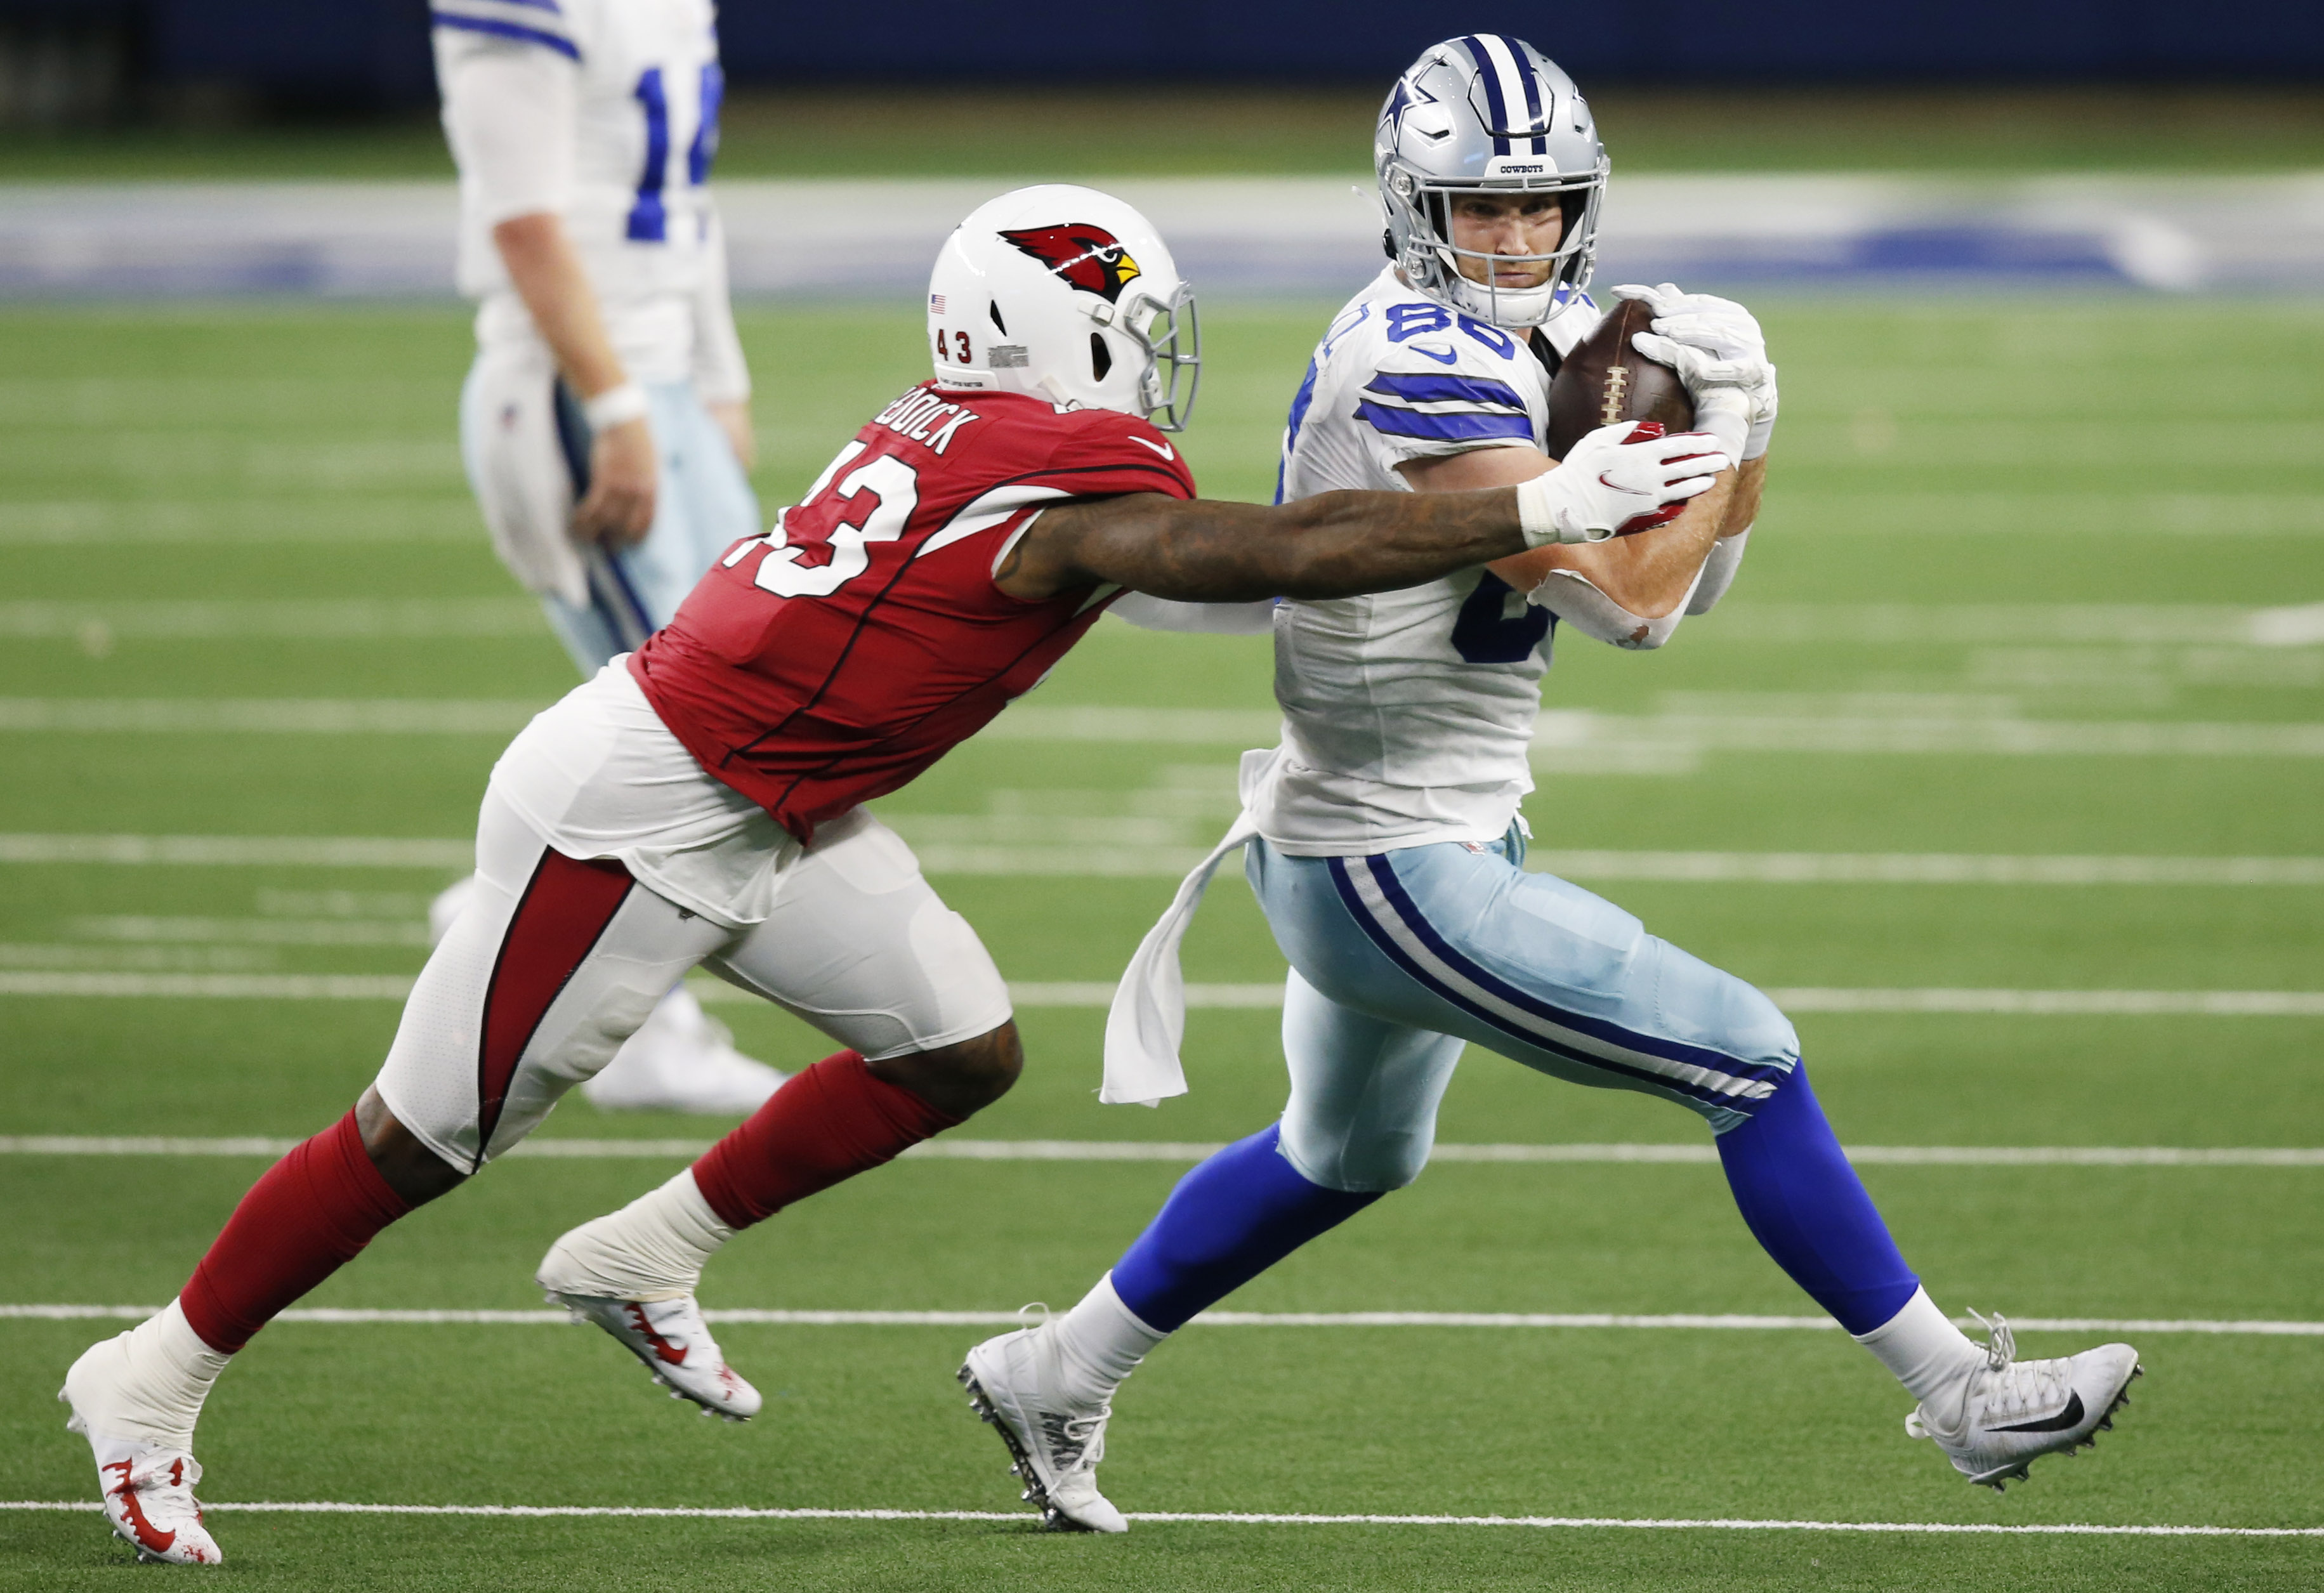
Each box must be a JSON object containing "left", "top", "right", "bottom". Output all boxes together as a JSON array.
[{"left": 1376, "top": 34, "right": 1606, "bottom": 329}]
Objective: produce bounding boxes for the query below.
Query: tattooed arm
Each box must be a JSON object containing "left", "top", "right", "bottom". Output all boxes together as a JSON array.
[{"left": 992, "top": 486, "right": 1535, "bottom": 604}]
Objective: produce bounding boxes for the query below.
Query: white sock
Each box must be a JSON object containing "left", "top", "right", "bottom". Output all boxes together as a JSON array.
[
  {"left": 535, "top": 1169, "right": 735, "bottom": 1302},
  {"left": 77, "top": 1301, "right": 231, "bottom": 1450},
  {"left": 1853, "top": 1287, "right": 1985, "bottom": 1412},
  {"left": 1049, "top": 1273, "right": 1169, "bottom": 1408}
]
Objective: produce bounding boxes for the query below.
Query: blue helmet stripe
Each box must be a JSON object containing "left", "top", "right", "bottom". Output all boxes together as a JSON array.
[
  {"left": 1455, "top": 34, "right": 1511, "bottom": 157},
  {"left": 1504, "top": 34, "right": 1548, "bottom": 155},
  {"left": 1355, "top": 402, "right": 1532, "bottom": 443}
]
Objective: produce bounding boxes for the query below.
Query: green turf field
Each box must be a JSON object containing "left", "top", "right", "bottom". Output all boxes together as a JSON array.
[{"left": 2, "top": 296, "right": 2321, "bottom": 1589}]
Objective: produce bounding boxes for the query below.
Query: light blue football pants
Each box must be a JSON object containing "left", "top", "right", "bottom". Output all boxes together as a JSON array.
[
  {"left": 1245, "top": 827, "right": 1802, "bottom": 1193},
  {"left": 459, "top": 364, "right": 759, "bottom": 677}
]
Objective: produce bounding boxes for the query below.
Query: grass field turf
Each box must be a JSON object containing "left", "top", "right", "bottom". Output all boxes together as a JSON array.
[{"left": 1, "top": 296, "right": 2321, "bottom": 1587}]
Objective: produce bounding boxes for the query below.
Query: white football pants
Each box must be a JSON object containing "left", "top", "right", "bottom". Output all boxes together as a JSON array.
[{"left": 377, "top": 794, "right": 1011, "bottom": 1174}]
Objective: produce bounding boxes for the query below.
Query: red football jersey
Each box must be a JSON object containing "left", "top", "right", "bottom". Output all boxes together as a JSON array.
[{"left": 631, "top": 383, "right": 1197, "bottom": 841}]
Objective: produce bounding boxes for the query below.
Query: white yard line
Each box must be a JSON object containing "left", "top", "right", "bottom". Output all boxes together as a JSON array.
[
  {"left": 8, "top": 969, "right": 2322, "bottom": 1017},
  {"left": 4, "top": 1136, "right": 2317, "bottom": 1168},
  {"left": 8, "top": 698, "right": 2324, "bottom": 758},
  {"left": 0, "top": 599, "right": 541, "bottom": 639},
  {"left": 0, "top": 698, "right": 542, "bottom": 734},
  {"left": 0, "top": 834, "right": 473, "bottom": 867},
  {"left": 2, "top": 1497, "right": 2314, "bottom": 1535},
  {"left": 15, "top": 831, "right": 2324, "bottom": 886},
  {"left": 4, "top": 1304, "right": 2316, "bottom": 1335},
  {"left": 10, "top": 600, "right": 2312, "bottom": 646}
]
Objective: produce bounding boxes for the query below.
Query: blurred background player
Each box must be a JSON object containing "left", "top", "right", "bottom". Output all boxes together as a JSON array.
[
  {"left": 429, "top": 0, "right": 779, "bottom": 1112},
  {"left": 959, "top": 36, "right": 2140, "bottom": 1534}
]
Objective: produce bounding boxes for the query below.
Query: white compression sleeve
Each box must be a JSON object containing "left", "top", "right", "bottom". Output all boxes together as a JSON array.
[
  {"left": 1528, "top": 563, "right": 1704, "bottom": 651},
  {"left": 1688, "top": 529, "right": 1750, "bottom": 615},
  {"left": 439, "top": 37, "right": 579, "bottom": 225},
  {"left": 1108, "top": 593, "right": 1280, "bottom": 635},
  {"left": 690, "top": 204, "right": 752, "bottom": 404}
]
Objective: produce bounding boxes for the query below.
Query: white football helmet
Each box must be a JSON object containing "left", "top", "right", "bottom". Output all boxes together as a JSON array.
[
  {"left": 1377, "top": 34, "right": 1606, "bottom": 329},
  {"left": 926, "top": 185, "right": 1200, "bottom": 431}
]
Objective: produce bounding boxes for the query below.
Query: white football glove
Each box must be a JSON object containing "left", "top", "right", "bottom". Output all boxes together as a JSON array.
[
  {"left": 1517, "top": 421, "right": 1731, "bottom": 547},
  {"left": 1613, "top": 282, "right": 1778, "bottom": 461}
]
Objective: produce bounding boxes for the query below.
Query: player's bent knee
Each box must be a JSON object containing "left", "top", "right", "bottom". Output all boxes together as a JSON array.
[
  {"left": 1279, "top": 1117, "right": 1431, "bottom": 1194},
  {"left": 863, "top": 1021, "right": 1022, "bottom": 1121},
  {"left": 354, "top": 1086, "right": 468, "bottom": 1207}
]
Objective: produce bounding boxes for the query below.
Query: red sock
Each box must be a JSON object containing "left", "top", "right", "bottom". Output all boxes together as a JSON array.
[
  {"left": 691, "top": 1050, "right": 962, "bottom": 1229},
  {"left": 179, "top": 1110, "right": 410, "bottom": 1353}
]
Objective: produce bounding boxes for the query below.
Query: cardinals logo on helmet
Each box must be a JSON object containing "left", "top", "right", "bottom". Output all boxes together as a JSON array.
[{"left": 999, "top": 224, "right": 1143, "bottom": 303}]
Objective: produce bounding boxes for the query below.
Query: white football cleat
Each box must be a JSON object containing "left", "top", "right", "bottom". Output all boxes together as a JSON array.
[
  {"left": 1907, "top": 1312, "right": 2141, "bottom": 1490},
  {"left": 959, "top": 1315, "right": 1128, "bottom": 1533},
  {"left": 549, "top": 1292, "right": 763, "bottom": 1421},
  {"left": 581, "top": 987, "right": 785, "bottom": 1115},
  {"left": 59, "top": 1341, "right": 220, "bottom": 1566}
]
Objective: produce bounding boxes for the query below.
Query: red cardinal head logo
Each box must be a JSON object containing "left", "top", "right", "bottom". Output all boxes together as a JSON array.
[{"left": 999, "top": 223, "right": 1144, "bottom": 303}]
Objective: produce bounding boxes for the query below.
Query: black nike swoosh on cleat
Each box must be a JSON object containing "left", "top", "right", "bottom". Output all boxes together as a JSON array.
[{"left": 1988, "top": 1391, "right": 2085, "bottom": 1434}]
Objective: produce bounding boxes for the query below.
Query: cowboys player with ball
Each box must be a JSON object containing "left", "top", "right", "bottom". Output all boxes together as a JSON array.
[
  {"left": 428, "top": 0, "right": 780, "bottom": 1112},
  {"left": 959, "top": 36, "right": 2142, "bottom": 1531},
  {"left": 56, "top": 183, "right": 1728, "bottom": 1564}
]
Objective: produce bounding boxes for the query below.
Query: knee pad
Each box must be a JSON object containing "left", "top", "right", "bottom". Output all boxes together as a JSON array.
[{"left": 1278, "top": 1110, "right": 1433, "bottom": 1193}]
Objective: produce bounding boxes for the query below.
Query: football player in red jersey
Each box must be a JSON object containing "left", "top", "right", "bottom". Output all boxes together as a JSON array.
[{"left": 56, "top": 185, "right": 1729, "bottom": 1563}]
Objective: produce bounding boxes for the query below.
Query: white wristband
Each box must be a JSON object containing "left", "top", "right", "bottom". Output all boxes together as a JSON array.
[
  {"left": 582, "top": 383, "right": 649, "bottom": 433},
  {"left": 1691, "top": 389, "right": 1750, "bottom": 467},
  {"left": 1514, "top": 471, "right": 1609, "bottom": 547}
]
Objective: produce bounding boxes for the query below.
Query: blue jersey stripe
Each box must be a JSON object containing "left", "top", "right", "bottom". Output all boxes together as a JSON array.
[
  {"left": 1275, "top": 355, "right": 1322, "bottom": 506},
  {"left": 430, "top": 11, "right": 579, "bottom": 58},
  {"left": 1355, "top": 854, "right": 1791, "bottom": 1089},
  {"left": 1355, "top": 401, "right": 1532, "bottom": 443},
  {"left": 1362, "top": 372, "right": 1526, "bottom": 411}
]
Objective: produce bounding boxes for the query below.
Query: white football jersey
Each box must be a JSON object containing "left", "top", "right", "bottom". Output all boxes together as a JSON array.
[
  {"left": 435, "top": 0, "right": 723, "bottom": 384},
  {"left": 1255, "top": 266, "right": 1601, "bottom": 855}
]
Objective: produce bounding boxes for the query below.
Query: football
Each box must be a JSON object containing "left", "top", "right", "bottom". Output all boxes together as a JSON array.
[{"left": 1544, "top": 297, "right": 1694, "bottom": 460}]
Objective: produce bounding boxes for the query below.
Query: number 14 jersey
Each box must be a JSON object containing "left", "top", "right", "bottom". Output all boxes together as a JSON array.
[
  {"left": 1259, "top": 266, "right": 1602, "bottom": 856},
  {"left": 632, "top": 383, "right": 1196, "bottom": 842}
]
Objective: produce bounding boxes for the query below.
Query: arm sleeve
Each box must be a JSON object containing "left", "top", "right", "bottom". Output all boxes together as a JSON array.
[
  {"left": 1108, "top": 594, "right": 1280, "bottom": 635},
  {"left": 437, "top": 32, "right": 579, "bottom": 226},
  {"left": 1527, "top": 563, "right": 1705, "bottom": 652},
  {"left": 1688, "top": 529, "right": 1749, "bottom": 615},
  {"left": 690, "top": 202, "right": 752, "bottom": 404}
]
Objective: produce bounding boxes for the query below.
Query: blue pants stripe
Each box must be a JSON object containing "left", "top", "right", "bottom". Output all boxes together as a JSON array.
[
  {"left": 1356, "top": 853, "right": 1787, "bottom": 1088},
  {"left": 1325, "top": 853, "right": 1775, "bottom": 1116}
]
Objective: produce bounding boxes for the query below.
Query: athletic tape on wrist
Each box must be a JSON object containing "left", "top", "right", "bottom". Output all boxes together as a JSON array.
[
  {"left": 1692, "top": 390, "right": 1750, "bottom": 466},
  {"left": 582, "top": 383, "right": 650, "bottom": 433}
]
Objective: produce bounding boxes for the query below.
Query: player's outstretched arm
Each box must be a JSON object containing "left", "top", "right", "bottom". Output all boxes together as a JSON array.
[{"left": 997, "top": 423, "right": 1729, "bottom": 604}]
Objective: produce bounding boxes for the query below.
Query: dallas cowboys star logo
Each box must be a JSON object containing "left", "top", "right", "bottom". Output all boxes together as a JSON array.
[{"left": 1381, "top": 75, "right": 1438, "bottom": 143}]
